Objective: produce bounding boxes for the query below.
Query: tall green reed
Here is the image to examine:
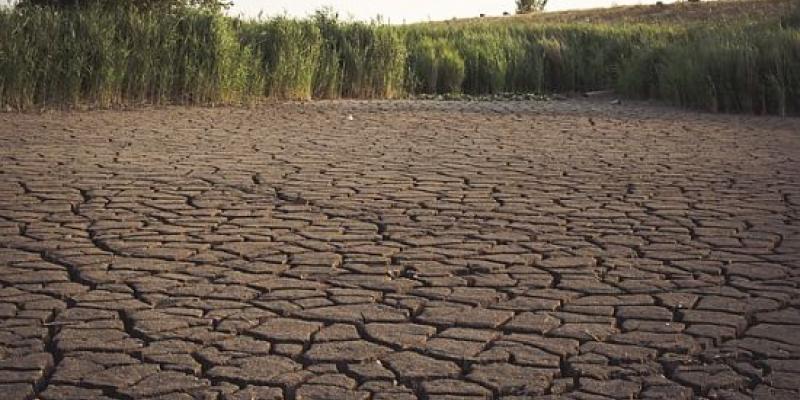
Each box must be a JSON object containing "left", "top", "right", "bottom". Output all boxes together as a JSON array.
[{"left": 0, "top": 4, "right": 798, "bottom": 115}]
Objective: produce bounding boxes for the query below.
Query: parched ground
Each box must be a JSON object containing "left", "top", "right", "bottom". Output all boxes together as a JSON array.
[{"left": 0, "top": 99, "right": 799, "bottom": 400}]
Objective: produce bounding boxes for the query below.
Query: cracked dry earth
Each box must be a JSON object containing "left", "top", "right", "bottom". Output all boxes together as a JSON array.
[{"left": 0, "top": 99, "right": 799, "bottom": 400}]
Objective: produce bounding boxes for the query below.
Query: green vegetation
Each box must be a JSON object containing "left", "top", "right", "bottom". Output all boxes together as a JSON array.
[
  {"left": 516, "top": 0, "right": 548, "bottom": 15},
  {"left": 16, "top": 0, "right": 228, "bottom": 10},
  {"left": 407, "top": 36, "right": 465, "bottom": 94},
  {"left": 0, "top": 6, "right": 259, "bottom": 107},
  {"left": 1, "top": 1, "right": 798, "bottom": 115}
]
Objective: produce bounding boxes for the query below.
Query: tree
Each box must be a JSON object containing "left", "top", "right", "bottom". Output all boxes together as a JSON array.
[
  {"left": 516, "top": 0, "right": 547, "bottom": 14},
  {"left": 16, "top": 0, "right": 230, "bottom": 10}
]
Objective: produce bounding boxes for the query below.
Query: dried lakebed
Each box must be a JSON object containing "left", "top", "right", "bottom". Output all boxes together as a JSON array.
[{"left": 0, "top": 100, "right": 799, "bottom": 399}]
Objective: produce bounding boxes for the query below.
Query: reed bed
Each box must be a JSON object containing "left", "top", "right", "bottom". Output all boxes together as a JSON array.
[{"left": 0, "top": 3, "right": 798, "bottom": 115}]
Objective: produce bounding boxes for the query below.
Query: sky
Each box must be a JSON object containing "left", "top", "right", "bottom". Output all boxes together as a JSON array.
[
  {"left": 0, "top": 0, "right": 679, "bottom": 22},
  {"left": 228, "top": 0, "right": 677, "bottom": 23}
]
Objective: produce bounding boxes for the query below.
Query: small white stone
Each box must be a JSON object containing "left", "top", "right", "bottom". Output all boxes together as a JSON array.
[{"left": 346, "top": 114, "right": 354, "bottom": 121}]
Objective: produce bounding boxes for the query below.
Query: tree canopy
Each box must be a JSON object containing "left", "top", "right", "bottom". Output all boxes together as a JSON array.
[
  {"left": 516, "top": 0, "right": 548, "bottom": 14},
  {"left": 16, "top": 0, "right": 230, "bottom": 10}
]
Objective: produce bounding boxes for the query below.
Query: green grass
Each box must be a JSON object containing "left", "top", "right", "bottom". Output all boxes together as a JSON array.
[
  {"left": 616, "top": 25, "right": 800, "bottom": 115},
  {"left": 1, "top": 3, "right": 799, "bottom": 115},
  {"left": 240, "top": 18, "right": 321, "bottom": 99},
  {"left": 407, "top": 36, "right": 465, "bottom": 94},
  {"left": 0, "top": 6, "right": 262, "bottom": 108}
]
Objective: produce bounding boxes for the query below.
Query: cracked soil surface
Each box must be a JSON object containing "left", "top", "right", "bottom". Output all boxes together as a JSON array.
[{"left": 0, "top": 100, "right": 799, "bottom": 399}]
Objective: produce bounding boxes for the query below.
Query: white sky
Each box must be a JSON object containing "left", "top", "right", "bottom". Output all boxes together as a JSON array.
[
  {"left": 228, "top": 0, "right": 678, "bottom": 23},
  {"left": 0, "top": 0, "right": 680, "bottom": 22}
]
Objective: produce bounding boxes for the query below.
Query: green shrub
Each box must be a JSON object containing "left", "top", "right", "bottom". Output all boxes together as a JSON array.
[
  {"left": 540, "top": 37, "right": 564, "bottom": 92},
  {"left": 784, "top": 0, "right": 800, "bottom": 28},
  {"left": 457, "top": 32, "right": 509, "bottom": 94},
  {"left": 408, "top": 37, "right": 464, "bottom": 93},
  {"left": 241, "top": 18, "right": 321, "bottom": 99},
  {"left": 336, "top": 24, "right": 407, "bottom": 98},
  {"left": 437, "top": 43, "right": 466, "bottom": 93},
  {"left": 409, "top": 37, "right": 438, "bottom": 93}
]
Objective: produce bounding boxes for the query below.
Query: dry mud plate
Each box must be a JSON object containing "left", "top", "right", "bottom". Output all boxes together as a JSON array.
[{"left": 0, "top": 99, "right": 799, "bottom": 400}]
